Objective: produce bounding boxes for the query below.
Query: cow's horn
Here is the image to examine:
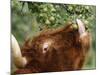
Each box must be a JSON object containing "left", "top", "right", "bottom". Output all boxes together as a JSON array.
[
  {"left": 76, "top": 19, "right": 86, "bottom": 35},
  {"left": 11, "top": 34, "right": 27, "bottom": 68}
]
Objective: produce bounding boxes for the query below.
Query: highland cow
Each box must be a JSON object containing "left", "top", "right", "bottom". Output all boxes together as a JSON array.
[{"left": 12, "top": 19, "right": 91, "bottom": 74}]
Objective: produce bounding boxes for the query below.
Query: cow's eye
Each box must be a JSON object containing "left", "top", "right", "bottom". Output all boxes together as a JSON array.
[
  {"left": 42, "top": 42, "right": 49, "bottom": 54},
  {"left": 43, "top": 47, "right": 48, "bottom": 53},
  {"left": 42, "top": 39, "right": 53, "bottom": 54}
]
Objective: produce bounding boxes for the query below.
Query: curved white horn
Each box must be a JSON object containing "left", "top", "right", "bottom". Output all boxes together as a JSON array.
[
  {"left": 76, "top": 19, "right": 91, "bottom": 50},
  {"left": 76, "top": 19, "right": 88, "bottom": 39},
  {"left": 11, "top": 34, "right": 27, "bottom": 68},
  {"left": 76, "top": 19, "right": 86, "bottom": 35}
]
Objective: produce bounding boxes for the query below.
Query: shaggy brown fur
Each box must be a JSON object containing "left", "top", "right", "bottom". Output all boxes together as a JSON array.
[{"left": 15, "top": 23, "right": 91, "bottom": 74}]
